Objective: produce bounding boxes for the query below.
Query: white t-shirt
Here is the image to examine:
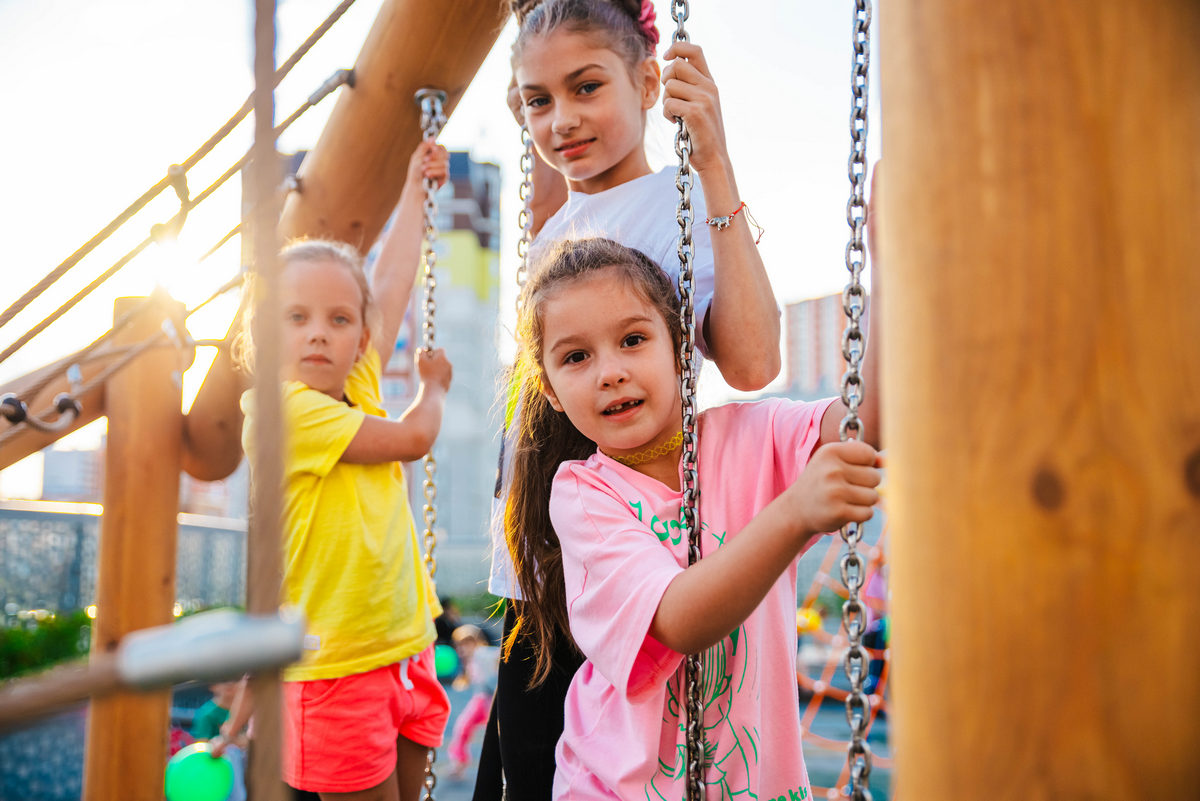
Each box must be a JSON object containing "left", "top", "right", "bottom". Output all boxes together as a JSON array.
[{"left": 488, "top": 167, "right": 716, "bottom": 598}]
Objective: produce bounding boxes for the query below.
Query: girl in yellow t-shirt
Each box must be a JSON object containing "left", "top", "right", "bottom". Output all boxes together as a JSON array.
[{"left": 229, "top": 142, "right": 454, "bottom": 801}]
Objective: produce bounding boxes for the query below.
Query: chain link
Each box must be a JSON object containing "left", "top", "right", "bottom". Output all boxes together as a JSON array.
[
  {"left": 668, "top": 4, "right": 706, "bottom": 800},
  {"left": 423, "top": 746, "right": 438, "bottom": 800},
  {"left": 839, "top": 1, "right": 873, "bottom": 799},
  {"left": 415, "top": 87, "right": 447, "bottom": 801},
  {"left": 415, "top": 88, "right": 447, "bottom": 589},
  {"left": 515, "top": 124, "right": 535, "bottom": 313}
]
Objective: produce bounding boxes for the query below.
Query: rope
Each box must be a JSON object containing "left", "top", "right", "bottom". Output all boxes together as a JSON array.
[
  {"left": 0, "top": 0, "right": 358, "bottom": 334},
  {"left": 0, "top": 331, "right": 165, "bottom": 449},
  {"left": 0, "top": 69, "right": 347, "bottom": 370},
  {"left": 10, "top": 224, "right": 241, "bottom": 408},
  {"left": 0, "top": 239, "right": 154, "bottom": 370},
  {"left": 0, "top": 236, "right": 244, "bottom": 447}
]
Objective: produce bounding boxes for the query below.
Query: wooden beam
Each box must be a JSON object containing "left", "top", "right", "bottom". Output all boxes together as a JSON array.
[
  {"left": 281, "top": 0, "right": 511, "bottom": 246},
  {"left": 83, "top": 296, "right": 184, "bottom": 801},
  {"left": 0, "top": 355, "right": 108, "bottom": 472},
  {"left": 182, "top": 0, "right": 511, "bottom": 481},
  {"left": 0, "top": 297, "right": 192, "bottom": 471},
  {"left": 881, "top": 1, "right": 1200, "bottom": 797}
]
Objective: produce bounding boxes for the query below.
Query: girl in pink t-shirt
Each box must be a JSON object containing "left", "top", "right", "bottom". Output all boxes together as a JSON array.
[{"left": 505, "top": 237, "right": 883, "bottom": 799}]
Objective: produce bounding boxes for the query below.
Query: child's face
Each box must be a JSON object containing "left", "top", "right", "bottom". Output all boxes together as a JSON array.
[
  {"left": 279, "top": 258, "right": 369, "bottom": 399},
  {"left": 515, "top": 29, "right": 659, "bottom": 194},
  {"left": 539, "top": 269, "right": 681, "bottom": 462}
]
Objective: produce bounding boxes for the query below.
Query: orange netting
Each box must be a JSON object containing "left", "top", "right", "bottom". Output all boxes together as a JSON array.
[{"left": 796, "top": 510, "right": 892, "bottom": 800}]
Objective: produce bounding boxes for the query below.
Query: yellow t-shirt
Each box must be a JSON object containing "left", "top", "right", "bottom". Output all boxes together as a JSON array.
[{"left": 241, "top": 348, "right": 441, "bottom": 681}]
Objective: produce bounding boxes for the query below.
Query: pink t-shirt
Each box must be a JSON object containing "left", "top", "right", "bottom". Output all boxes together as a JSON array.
[{"left": 550, "top": 397, "right": 836, "bottom": 800}]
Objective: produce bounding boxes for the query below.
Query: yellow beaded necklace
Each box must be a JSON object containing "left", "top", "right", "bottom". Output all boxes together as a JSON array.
[{"left": 607, "top": 431, "right": 684, "bottom": 467}]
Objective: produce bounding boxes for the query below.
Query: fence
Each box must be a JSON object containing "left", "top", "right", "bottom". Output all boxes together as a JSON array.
[{"left": 0, "top": 501, "right": 247, "bottom": 615}]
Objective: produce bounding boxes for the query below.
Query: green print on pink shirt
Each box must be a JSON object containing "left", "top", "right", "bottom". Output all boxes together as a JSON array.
[
  {"left": 627, "top": 498, "right": 763, "bottom": 800},
  {"left": 769, "top": 787, "right": 809, "bottom": 801},
  {"left": 627, "top": 500, "right": 724, "bottom": 547}
]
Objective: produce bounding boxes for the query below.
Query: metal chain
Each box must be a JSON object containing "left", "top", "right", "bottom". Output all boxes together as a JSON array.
[
  {"left": 839, "top": 1, "right": 873, "bottom": 799},
  {"left": 423, "top": 747, "right": 439, "bottom": 800},
  {"left": 515, "top": 124, "right": 536, "bottom": 312},
  {"left": 668, "top": 3, "right": 705, "bottom": 799},
  {"left": 415, "top": 86, "right": 447, "bottom": 801}
]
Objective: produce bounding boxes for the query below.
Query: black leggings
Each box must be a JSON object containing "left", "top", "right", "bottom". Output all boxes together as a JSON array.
[{"left": 471, "top": 604, "right": 583, "bottom": 801}]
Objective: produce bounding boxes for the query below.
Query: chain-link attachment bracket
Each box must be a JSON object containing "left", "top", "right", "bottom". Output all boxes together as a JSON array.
[
  {"left": 1, "top": 391, "right": 82, "bottom": 434},
  {"left": 839, "top": 1, "right": 874, "bottom": 799}
]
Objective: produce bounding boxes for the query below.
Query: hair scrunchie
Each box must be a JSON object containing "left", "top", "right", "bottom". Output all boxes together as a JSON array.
[{"left": 638, "top": 0, "right": 660, "bottom": 50}]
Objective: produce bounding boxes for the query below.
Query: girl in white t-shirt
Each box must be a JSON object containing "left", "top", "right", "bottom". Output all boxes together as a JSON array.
[
  {"left": 482, "top": 1, "right": 782, "bottom": 796},
  {"left": 507, "top": 237, "right": 881, "bottom": 798},
  {"left": 479, "top": 3, "right": 784, "bottom": 796}
]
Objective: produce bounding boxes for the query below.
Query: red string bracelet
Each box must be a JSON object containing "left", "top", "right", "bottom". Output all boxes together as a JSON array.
[{"left": 704, "top": 201, "right": 764, "bottom": 244}]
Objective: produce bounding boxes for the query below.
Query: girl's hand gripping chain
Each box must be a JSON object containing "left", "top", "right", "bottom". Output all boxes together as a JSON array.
[
  {"left": 660, "top": 41, "right": 731, "bottom": 176},
  {"left": 787, "top": 440, "right": 883, "bottom": 537},
  {"left": 409, "top": 138, "right": 449, "bottom": 189},
  {"left": 661, "top": 39, "right": 780, "bottom": 389},
  {"left": 374, "top": 140, "right": 449, "bottom": 357},
  {"left": 416, "top": 347, "right": 453, "bottom": 396}
]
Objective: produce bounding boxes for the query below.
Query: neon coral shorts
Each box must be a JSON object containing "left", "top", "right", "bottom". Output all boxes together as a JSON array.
[{"left": 282, "top": 646, "right": 449, "bottom": 792}]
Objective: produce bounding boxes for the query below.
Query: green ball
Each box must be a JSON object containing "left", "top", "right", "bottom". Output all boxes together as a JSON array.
[
  {"left": 165, "top": 742, "right": 234, "bottom": 801},
  {"left": 434, "top": 642, "right": 460, "bottom": 679}
]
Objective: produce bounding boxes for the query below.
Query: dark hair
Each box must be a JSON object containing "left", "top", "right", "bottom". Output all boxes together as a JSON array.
[
  {"left": 505, "top": 237, "right": 681, "bottom": 686},
  {"left": 511, "top": 0, "right": 657, "bottom": 75}
]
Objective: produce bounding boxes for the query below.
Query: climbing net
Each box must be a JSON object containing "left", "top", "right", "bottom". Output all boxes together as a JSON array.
[{"left": 796, "top": 507, "right": 891, "bottom": 800}]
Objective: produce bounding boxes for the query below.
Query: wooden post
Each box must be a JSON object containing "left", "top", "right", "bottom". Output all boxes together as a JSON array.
[
  {"left": 881, "top": 2, "right": 1200, "bottom": 797},
  {"left": 83, "top": 296, "right": 184, "bottom": 801},
  {"left": 182, "top": 0, "right": 511, "bottom": 481}
]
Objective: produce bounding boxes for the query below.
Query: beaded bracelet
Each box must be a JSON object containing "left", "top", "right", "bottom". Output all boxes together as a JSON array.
[{"left": 704, "top": 201, "right": 764, "bottom": 244}]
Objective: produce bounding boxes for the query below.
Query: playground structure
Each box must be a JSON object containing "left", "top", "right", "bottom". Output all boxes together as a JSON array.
[{"left": 1, "top": 0, "right": 1198, "bottom": 799}]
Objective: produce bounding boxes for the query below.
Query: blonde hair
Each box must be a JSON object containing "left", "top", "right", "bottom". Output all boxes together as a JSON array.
[
  {"left": 452, "top": 623, "right": 489, "bottom": 647},
  {"left": 234, "top": 238, "right": 383, "bottom": 373}
]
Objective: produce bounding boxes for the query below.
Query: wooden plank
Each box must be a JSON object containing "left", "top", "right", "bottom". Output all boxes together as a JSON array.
[
  {"left": 881, "top": 1, "right": 1200, "bottom": 797},
  {"left": 83, "top": 296, "right": 184, "bottom": 801},
  {"left": 0, "top": 354, "right": 108, "bottom": 471}
]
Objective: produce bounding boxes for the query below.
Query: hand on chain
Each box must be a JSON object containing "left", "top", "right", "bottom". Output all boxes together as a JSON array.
[
  {"left": 661, "top": 41, "right": 730, "bottom": 175},
  {"left": 416, "top": 347, "right": 452, "bottom": 393},
  {"left": 786, "top": 440, "right": 881, "bottom": 536},
  {"left": 506, "top": 75, "right": 525, "bottom": 126},
  {"left": 408, "top": 140, "right": 449, "bottom": 190}
]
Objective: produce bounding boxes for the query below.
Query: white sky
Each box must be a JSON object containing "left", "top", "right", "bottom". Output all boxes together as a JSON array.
[{"left": 0, "top": 0, "right": 880, "bottom": 497}]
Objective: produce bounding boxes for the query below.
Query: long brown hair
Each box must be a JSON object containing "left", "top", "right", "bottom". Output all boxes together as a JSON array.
[{"left": 506, "top": 237, "right": 681, "bottom": 685}]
